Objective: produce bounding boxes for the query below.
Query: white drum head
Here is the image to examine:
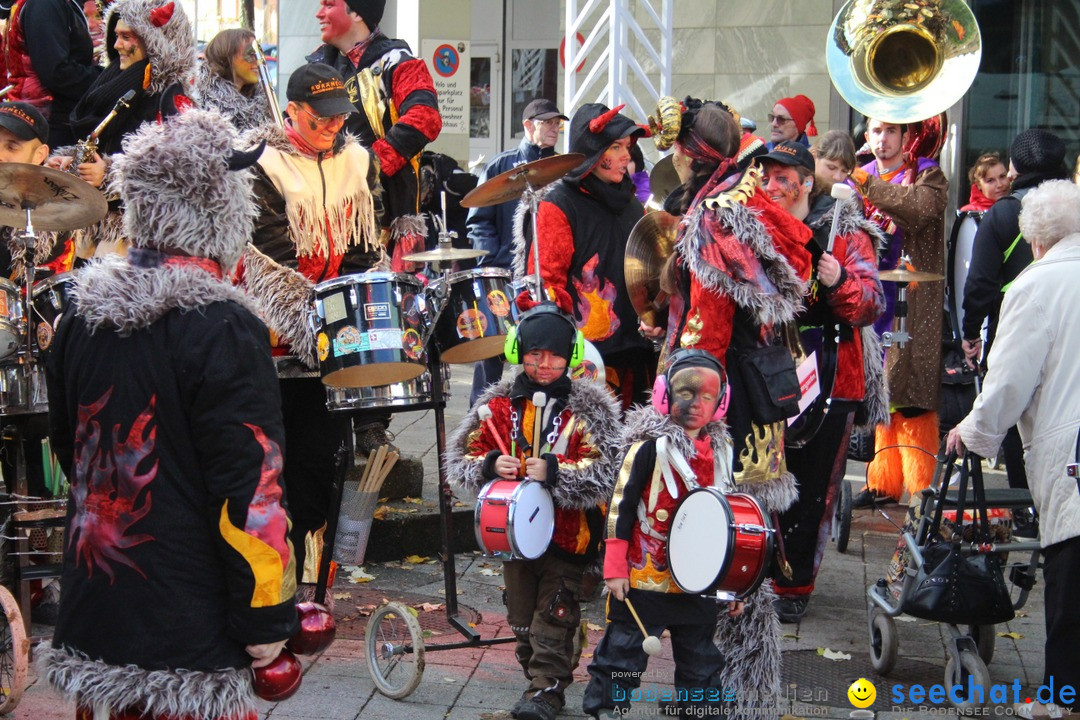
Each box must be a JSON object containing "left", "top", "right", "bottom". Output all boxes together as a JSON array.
[
  {"left": 508, "top": 480, "right": 555, "bottom": 560},
  {"left": 570, "top": 340, "right": 607, "bottom": 385},
  {"left": 953, "top": 214, "right": 979, "bottom": 333},
  {"left": 667, "top": 488, "right": 733, "bottom": 594}
]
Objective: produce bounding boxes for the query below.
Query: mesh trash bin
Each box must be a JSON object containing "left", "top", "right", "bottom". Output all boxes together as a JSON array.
[{"left": 333, "top": 483, "right": 380, "bottom": 566}]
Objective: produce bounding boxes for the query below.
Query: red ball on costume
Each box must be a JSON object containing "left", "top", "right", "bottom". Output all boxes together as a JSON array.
[
  {"left": 251, "top": 649, "right": 303, "bottom": 701},
  {"left": 286, "top": 602, "right": 337, "bottom": 655}
]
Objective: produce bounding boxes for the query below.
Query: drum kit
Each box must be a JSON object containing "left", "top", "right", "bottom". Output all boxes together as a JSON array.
[
  {"left": 878, "top": 260, "right": 945, "bottom": 348},
  {"left": 0, "top": 163, "right": 106, "bottom": 416}
]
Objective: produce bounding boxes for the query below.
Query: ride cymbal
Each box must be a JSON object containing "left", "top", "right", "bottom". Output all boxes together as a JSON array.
[
  {"left": 0, "top": 163, "right": 108, "bottom": 231},
  {"left": 878, "top": 268, "right": 944, "bottom": 283},
  {"left": 402, "top": 246, "right": 489, "bottom": 263},
  {"left": 625, "top": 211, "right": 679, "bottom": 328},
  {"left": 460, "top": 153, "right": 585, "bottom": 208}
]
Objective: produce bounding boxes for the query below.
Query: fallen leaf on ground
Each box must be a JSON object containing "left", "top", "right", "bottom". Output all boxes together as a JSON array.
[
  {"left": 443, "top": 677, "right": 457, "bottom": 683},
  {"left": 581, "top": 652, "right": 593, "bottom": 659},
  {"left": 997, "top": 631, "right": 1023, "bottom": 639},
  {"left": 895, "top": 615, "right": 917, "bottom": 623},
  {"left": 403, "top": 554, "right": 430, "bottom": 564},
  {"left": 586, "top": 622, "right": 603, "bottom": 632},
  {"left": 347, "top": 567, "right": 376, "bottom": 583},
  {"left": 480, "top": 567, "right": 502, "bottom": 576},
  {"left": 403, "top": 497, "right": 425, "bottom": 504},
  {"left": 332, "top": 592, "right": 351, "bottom": 600},
  {"left": 417, "top": 602, "right": 445, "bottom": 612},
  {"left": 357, "top": 604, "right": 377, "bottom": 617},
  {"left": 817, "top": 648, "right": 851, "bottom": 661},
  {"left": 372, "top": 506, "right": 390, "bottom": 520},
  {"left": 782, "top": 633, "right": 799, "bottom": 640}
]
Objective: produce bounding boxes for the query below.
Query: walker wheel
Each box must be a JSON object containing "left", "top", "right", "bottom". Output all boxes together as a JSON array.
[
  {"left": 365, "top": 601, "right": 425, "bottom": 699},
  {"left": 945, "top": 650, "right": 991, "bottom": 710},
  {"left": 966, "top": 623, "right": 995, "bottom": 665},
  {"left": 835, "top": 480, "right": 852, "bottom": 553},
  {"left": 868, "top": 609, "right": 898, "bottom": 675},
  {"left": 0, "top": 585, "right": 27, "bottom": 715}
]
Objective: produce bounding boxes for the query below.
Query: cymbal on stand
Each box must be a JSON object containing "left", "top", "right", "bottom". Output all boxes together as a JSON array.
[
  {"left": 460, "top": 153, "right": 585, "bottom": 208},
  {"left": 402, "top": 246, "right": 489, "bottom": 263},
  {"left": 0, "top": 163, "right": 108, "bottom": 231},
  {"left": 878, "top": 268, "right": 944, "bottom": 283},
  {"left": 648, "top": 155, "right": 680, "bottom": 206}
]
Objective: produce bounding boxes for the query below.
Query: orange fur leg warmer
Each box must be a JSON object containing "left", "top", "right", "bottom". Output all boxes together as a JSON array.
[
  {"left": 897, "top": 411, "right": 939, "bottom": 496},
  {"left": 867, "top": 419, "right": 903, "bottom": 499}
]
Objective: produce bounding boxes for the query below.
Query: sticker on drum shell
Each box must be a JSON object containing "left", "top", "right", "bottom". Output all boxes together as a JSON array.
[
  {"left": 317, "top": 332, "right": 331, "bottom": 362},
  {"left": 333, "top": 326, "right": 364, "bottom": 356},
  {"left": 402, "top": 328, "right": 424, "bottom": 360},
  {"left": 36, "top": 321, "right": 53, "bottom": 351},
  {"left": 400, "top": 293, "right": 424, "bottom": 327},
  {"left": 456, "top": 308, "right": 488, "bottom": 340},
  {"left": 487, "top": 290, "right": 511, "bottom": 318}
]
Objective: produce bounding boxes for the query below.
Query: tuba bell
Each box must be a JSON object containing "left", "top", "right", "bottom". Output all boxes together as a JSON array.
[{"left": 826, "top": 0, "right": 981, "bottom": 124}]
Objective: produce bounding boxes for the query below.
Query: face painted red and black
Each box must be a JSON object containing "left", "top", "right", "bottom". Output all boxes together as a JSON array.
[{"left": 668, "top": 366, "right": 722, "bottom": 434}]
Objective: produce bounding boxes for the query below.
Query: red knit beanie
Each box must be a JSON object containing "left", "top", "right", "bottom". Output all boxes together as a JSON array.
[{"left": 776, "top": 94, "right": 817, "bottom": 138}]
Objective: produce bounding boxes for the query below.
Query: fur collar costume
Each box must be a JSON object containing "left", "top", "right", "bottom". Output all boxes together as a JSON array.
[
  {"left": 618, "top": 404, "right": 732, "bottom": 484},
  {"left": 677, "top": 167, "right": 808, "bottom": 331},
  {"left": 74, "top": 109, "right": 260, "bottom": 334},
  {"left": 444, "top": 376, "right": 622, "bottom": 511},
  {"left": 195, "top": 65, "right": 272, "bottom": 132}
]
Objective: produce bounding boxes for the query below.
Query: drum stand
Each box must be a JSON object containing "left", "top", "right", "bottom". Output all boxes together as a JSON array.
[{"left": 882, "top": 282, "right": 911, "bottom": 349}]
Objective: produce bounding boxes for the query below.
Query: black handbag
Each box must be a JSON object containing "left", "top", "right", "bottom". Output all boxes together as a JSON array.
[
  {"left": 737, "top": 344, "right": 802, "bottom": 425},
  {"left": 902, "top": 452, "right": 1015, "bottom": 625}
]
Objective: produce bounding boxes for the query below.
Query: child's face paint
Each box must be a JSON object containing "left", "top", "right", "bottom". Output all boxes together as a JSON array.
[
  {"left": 523, "top": 349, "right": 568, "bottom": 386},
  {"left": 669, "top": 366, "right": 721, "bottom": 433}
]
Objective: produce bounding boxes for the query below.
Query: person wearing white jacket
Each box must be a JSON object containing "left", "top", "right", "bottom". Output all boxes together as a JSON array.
[{"left": 946, "top": 179, "right": 1080, "bottom": 720}]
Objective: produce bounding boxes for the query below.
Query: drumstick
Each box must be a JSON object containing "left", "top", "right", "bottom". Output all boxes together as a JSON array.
[
  {"left": 372, "top": 451, "right": 399, "bottom": 493},
  {"left": 622, "top": 596, "right": 662, "bottom": 657},
  {"left": 826, "top": 183, "right": 854, "bottom": 254},
  {"left": 477, "top": 404, "right": 510, "bottom": 456},
  {"left": 531, "top": 392, "right": 547, "bottom": 458},
  {"left": 363, "top": 446, "right": 387, "bottom": 494},
  {"left": 359, "top": 449, "right": 377, "bottom": 494}
]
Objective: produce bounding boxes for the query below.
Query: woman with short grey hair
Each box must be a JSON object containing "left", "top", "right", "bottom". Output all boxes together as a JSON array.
[{"left": 946, "top": 179, "right": 1080, "bottom": 719}]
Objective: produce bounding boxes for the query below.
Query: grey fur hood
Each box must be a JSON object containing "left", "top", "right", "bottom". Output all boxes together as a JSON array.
[
  {"left": 105, "top": 0, "right": 196, "bottom": 96},
  {"left": 112, "top": 108, "right": 258, "bottom": 270},
  {"left": 444, "top": 376, "right": 622, "bottom": 510},
  {"left": 619, "top": 403, "right": 732, "bottom": 472}
]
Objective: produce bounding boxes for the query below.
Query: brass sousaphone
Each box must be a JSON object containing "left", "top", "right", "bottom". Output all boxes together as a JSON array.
[{"left": 826, "top": 0, "right": 982, "bottom": 125}]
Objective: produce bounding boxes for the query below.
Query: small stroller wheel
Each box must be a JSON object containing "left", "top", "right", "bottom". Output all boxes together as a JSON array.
[
  {"left": 869, "top": 609, "right": 898, "bottom": 675},
  {"left": 0, "top": 585, "right": 27, "bottom": 715},
  {"left": 966, "top": 624, "right": 995, "bottom": 665},
  {"left": 945, "top": 650, "right": 990, "bottom": 710},
  {"left": 835, "top": 481, "right": 852, "bottom": 554},
  {"left": 366, "top": 602, "right": 425, "bottom": 699}
]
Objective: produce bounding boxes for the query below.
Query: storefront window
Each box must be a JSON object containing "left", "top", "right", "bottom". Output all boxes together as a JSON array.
[
  {"left": 471, "top": 56, "right": 491, "bottom": 139},
  {"left": 509, "top": 48, "right": 558, "bottom": 140},
  {"left": 963, "top": 0, "right": 1080, "bottom": 191}
]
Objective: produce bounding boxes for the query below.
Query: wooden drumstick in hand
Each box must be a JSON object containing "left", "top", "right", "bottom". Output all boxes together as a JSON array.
[
  {"left": 622, "top": 596, "right": 662, "bottom": 657},
  {"left": 476, "top": 404, "right": 510, "bottom": 456},
  {"left": 531, "top": 392, "right": 547, "bottom": 459}
]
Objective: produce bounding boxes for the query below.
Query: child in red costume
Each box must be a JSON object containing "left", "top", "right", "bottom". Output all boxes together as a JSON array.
[{"left": 445, "top": 290, "right": 621, "bottom": 720}]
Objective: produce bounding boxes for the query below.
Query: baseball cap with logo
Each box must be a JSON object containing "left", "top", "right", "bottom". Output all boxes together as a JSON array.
[
  {"left": 0, "top": 102, "right": 49, "bottom": 143},
  {"left": 522, "top": 98, "right": 568, "bottom": 123},
  {"left": 286, "top": 64, "right": 356, "bottom": 117},
  {"left": 758, "top": 140, "right": 815, "bottom": 174}
]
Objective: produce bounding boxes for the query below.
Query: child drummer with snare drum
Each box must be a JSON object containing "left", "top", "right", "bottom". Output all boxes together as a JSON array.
[
  {"left": 445, "top": 288, "right": 621, "bottom": 720},
  {"left": 582, "top": 348, "right": 744, "bottom": 720}
]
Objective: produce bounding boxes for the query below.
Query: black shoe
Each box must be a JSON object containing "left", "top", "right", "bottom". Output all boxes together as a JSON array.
[
  {"left": 510, "top": 696, "right": 530, "bottom": 718},
  {"left": 516, "top": 695, "right": 559, "bottom": 720},
  {"left": 773, "top": 596, "right": 809, "bottom": 623},
  {"left": 852, "top": 487, "right": 894, "bottom": 508}
]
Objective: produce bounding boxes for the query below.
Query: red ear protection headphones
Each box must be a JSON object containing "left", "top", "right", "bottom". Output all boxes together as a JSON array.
[{"left": 651, "top": 347, "right": 729, "bottom": 421}]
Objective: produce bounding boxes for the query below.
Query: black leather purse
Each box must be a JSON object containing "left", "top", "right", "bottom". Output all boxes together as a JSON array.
[
  {"left": 902, "top": 452, "right": 1015, "bottom": 625},
  {"left": 737, "top": 344, "right": 802, "bottom": 425}
]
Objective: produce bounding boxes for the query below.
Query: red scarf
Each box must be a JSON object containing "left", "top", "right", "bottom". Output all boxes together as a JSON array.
[{"left": 283, "top": 119, "right": 329, "bottom": 159}]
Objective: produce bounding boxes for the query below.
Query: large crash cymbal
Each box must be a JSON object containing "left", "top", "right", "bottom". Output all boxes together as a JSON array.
[
  {"left": 460, "top": 153, "right": 585, "bottom": 208},
  {"left": 648, "top": 154, "right": 680, "bottom": 206},
  {"left": 0, "top": 163, "right": 108, "bottom": 231},
  {"left": 625, "top": 211, "right": 679, "bottom": 328},
  {"left": 402, "top": 246, "right": 489, "bottom": 263},
  {"left": 878, "top": 268, "right": 944, "bottom": 283}
]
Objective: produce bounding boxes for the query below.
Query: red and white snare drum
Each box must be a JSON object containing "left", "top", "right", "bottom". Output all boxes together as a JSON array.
[
  {"left": 667, "top": 489, "right": 774, "bottom": 598},
  {"left": 474, "top": 479, "right": 554, "bottom": 561}
]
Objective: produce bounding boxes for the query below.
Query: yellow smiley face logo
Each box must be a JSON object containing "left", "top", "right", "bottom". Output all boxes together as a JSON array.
[{"left": 847, "top": 678, "right": 876, "bottom": 708}]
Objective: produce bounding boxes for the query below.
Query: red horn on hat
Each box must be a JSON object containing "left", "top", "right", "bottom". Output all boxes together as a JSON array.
[
  {"left": 150, "top": 1, "right": 175, "bottom": 26},
  {"left": 589, "top": 104, "right": 625, "bottom": 134},
  {"left": 545, "top": 286, "right": 574, "bottom": 316}
]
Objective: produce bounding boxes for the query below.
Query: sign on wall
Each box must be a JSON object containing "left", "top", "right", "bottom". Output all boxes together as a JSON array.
[{"left": 422, "top": 40, "right": 470, "bottom": 135}]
